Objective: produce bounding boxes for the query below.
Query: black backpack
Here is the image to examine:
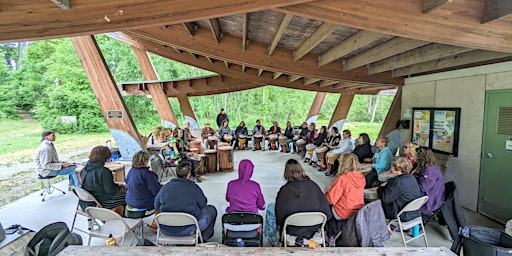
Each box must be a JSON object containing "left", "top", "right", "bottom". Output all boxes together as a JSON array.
[{"left": 27, "top": 222, "right": 82, "bottom": 256}]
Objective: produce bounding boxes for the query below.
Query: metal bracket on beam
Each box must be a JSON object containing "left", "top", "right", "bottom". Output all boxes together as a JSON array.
[{"left": 137, "top": 83, "right": 147, "bottom": 91}]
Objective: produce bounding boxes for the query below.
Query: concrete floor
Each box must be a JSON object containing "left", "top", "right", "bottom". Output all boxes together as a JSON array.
[{"left": 0, "top": 147, "right": 504, "bottom": 248}]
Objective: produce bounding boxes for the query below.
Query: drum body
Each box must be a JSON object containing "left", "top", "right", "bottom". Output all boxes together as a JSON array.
[
  {"left": 315, "top": 147, "right": 329, "bottom": 166},
  {"left": 204, "top": 149, "right": 218, "bottom": 173},
  {"left": 268, "top": 134, "right": 278, "bottom": 150},
  {"left": 278, "top": 136, "right": 288, "bottom": 152},
  {"left": 364, "top": 188, "right": 379, "bottom": 204},
  {"left": 218, "top": 146, "right": 234, "bottom": 172},
  {"left": 223, "top": 134, "right": 233, "bottom": 144},
  {"left": 305, "top": 144, "right": 317, "bottom": 159},
  {"left": 207, "top": 136, "right": 217, "bottom": 149},
  {"left": 296, "top": 139, "right": 306, "bottom": 156},
  {"left": 218, "top": 142, "right": 229, "bottom": 147},
  {"left": 326, "top": 152, "right": 340, "bottom": 165},
  {"left": 254, "top": 134, "right": 263, "bottom": 150},
  {"left": 238, "top": 135, "right": 247, "bottom": 150},
  {"left": 190, "top": 139, "right": 203, "bottom": 154}
]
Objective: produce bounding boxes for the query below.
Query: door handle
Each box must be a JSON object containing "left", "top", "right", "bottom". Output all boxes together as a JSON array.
[{"left": 483, "top": 152, "right": 495, "bottom": 159}]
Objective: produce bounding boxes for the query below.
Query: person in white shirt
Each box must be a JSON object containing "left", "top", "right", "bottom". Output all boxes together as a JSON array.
[{"left": 324, "top": 129, "right": 355, "bottom": 176}]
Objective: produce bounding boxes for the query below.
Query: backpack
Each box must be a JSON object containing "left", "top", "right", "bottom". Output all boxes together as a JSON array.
[{"left": 27, "top": 222, "right": 82, "bottom": 256}]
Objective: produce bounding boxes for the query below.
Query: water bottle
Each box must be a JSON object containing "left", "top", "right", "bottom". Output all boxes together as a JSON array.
[
  {"left": 236, "top": 238, "right": 244, "bottom": 247},
  {"left": 412, "top": 224, "right": 420, "bottom": 237}
]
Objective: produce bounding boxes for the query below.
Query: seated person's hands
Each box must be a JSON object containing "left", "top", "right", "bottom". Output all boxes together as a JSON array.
[{"left": 363, "top": 158, "right": 373, "bottom": 163}]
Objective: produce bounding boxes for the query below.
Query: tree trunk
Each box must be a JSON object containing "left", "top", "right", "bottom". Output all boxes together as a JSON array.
[{"left": 370, "top": 95, "right": 380, "bottom": 123}]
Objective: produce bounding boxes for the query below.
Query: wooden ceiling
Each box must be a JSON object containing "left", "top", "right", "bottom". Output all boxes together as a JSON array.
[{"left": 2, "top": 0, "right": 512, "bottom": 96}]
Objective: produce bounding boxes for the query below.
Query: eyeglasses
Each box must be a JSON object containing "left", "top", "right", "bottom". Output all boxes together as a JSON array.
[{"left": 403, "top": 145, "right": 409, "bottom": 149}]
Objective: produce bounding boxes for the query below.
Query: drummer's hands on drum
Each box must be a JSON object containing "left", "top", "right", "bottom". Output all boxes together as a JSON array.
[{"left": 363, "top": 158, "right": 373, "bottom": 163}]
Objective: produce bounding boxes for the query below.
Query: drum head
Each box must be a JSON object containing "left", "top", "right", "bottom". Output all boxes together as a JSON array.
[{"left": 208, "top": 136, "right": 217, "bottom": 141}]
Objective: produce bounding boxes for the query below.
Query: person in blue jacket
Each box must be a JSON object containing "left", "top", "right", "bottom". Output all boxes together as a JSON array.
[
  {"left": 361, "top": 136, "right": 393, "bottom": 188},
  {"left": 125, "top": 150, "right": 162, "bottom": 210}
]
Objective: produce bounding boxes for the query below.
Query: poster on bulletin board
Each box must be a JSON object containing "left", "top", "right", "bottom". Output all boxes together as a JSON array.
[{"left": 412, "top": 109, "right": 431, "bottom": 147}]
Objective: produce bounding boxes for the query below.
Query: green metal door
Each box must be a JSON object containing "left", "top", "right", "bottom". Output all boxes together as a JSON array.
[{"left": 479, "top": 90, "right": 512, "bottom": 223}]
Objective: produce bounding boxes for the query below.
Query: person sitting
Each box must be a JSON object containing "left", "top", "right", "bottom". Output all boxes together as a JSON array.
[
  {"left": 218, "top": 120, "right": 234, "bottom": 146},
  {"left": 306, "top": 125, "right": 328, "bottom": 165},
  {"left": 293, "top": 122, "right": 309, "bottom": 155},
  {"left": 377, "top": 157, "right": 421, "bottom": 234},
  {"left": 154, "top": 161, "right": 217, "bottom": 241},
  {"left": 201, "top": 121, "right": 216, "bottom": 144},
  {"left": 263, "top": 159, "right": 332, "bottom": 246},
  {"left": 324, "top": 129, "right": 355, "bottom": 176},
  {"left": 313, "top": 127, "right": 341, "bottom": 169},
  {"left": 252, "top": 119, "right": 266, "bottom": 150},
  {"left": 267, "top": 121, "right": 282, "bottom": 150},
  {"left": 284, "top": 121, "right": 295, "bottom": 153},
  {"left": 80, "top": 146, "right": 126, "bottom": 216},
  {"left": 302, "top": 123, "right": 318, "bottom": 160},
  {"left": 403, "top": 142, "right": 419, "bottom": 173},
  {"left": 414, "top": 147, "right": 445, "bottom": 215},
  {"left": 324, "top": 153, "right": 365, "bottom": 246},
  {"left": 234, "top": 121, "right": 249, "bottom": 150},
  {"left": 182, "top": 120, "right": 196, "bottom": 146},
  {"left": 167, "top": 128, "right": 201, "bottom": 183},
  {"left": 361, "top": 136, "right": 393, "bottom": 188},
  {"left": 34, "top": 130, "right": 80, "bottom": 188},
  {"left": 223, "top": 159, "right": 265, "bottom": 214},
  {"left": 353, "top": 133, "right": 373, "bottom": 163}
]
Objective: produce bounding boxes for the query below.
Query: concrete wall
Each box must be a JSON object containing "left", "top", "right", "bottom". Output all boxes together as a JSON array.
[{"left": 401, "top": 61, "right": 512, "bottom": 212}]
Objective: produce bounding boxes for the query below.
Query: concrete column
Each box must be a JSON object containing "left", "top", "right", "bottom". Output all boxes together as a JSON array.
[
  {"left": 71, "top": 36, "right": 143, "bottom": 159},
  {"left": 177, "top": 94, "right": 199, "bottom": 128},
  {"left": 305, "top": 92, "right": 326, "bottom": 124},
  {"left": 328, "top": 94, "right": 355, "bottom": 132},
  {"left": 132, "top": 47, "right": 179, "bottom": 129}
]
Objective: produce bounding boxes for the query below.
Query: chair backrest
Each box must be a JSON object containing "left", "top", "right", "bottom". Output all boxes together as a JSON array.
[
  {"left": 155, "top": 212, "right": 199, "bottom": 227},
  {"left": 221, "top": 212, "right": 263, "bottom": 225},
  {"left": 149, "top": 155, "right": 165, "bottom": 180},
  {"left": 397, "top": 196, "right": 429, "bottom": 216},
  {"left": 71, "top": 187, "right": 102, "bottom": 207},
  {"left": 85, "top": 207, "right": 123, "bottom": 222},
  {"left": 283, "top": 212, "right": 327, "bottom": 228}
]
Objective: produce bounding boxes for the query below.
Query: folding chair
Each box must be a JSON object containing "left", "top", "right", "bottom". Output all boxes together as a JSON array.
[
  {"left": 70, "top": 187, "right": 103, "bottom": 233},
  {"left": 221, "top": 212, "right": 263, "bottom": 247},
  {"left": 155, "top": 212, "right": 203, "bottom": 246},
  {"left": 85, "top": 207, "right": 142, "bottom": 246},
  {"left": 160, "top": 149, "right": 177, "bottom": 177},
  {"left": 388, "top": 196, "right": 429, "bottom": 247},
  {"left": 282, "top": 212, "right": 327, "bottom": 247}
]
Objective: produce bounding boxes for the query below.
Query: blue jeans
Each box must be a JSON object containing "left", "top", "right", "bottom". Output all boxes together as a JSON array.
[
  {"left": 286, "top": 139, "right": 294, "bottom": 153},
  {"left": 47, "top": 165, "right": 80, "bottom": 187},
  {"left": 263, "top": 203, "right": 278, "bottom": 244}
]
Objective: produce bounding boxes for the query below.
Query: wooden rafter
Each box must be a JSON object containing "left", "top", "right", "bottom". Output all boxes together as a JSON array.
[
  {"left": 369, "top": 43, "right": 474, "bottom": 74},
  {"left": 304, "top": 77, "right": 320, "bottom": 85},
  {"left": 343, "top": 38, "right": 429, "bottom": 71},
  {"left": 268, "top": 13, "right": 293, "bottom": 56},
  {"left": 293, "top": 22, "right": 338, "bottom": 62},
  {"left": 207, "top": 18, "right": 222, "bottom": 44},
  {"left": 127, "top": 26, "right": 403, "bottom": 85},
  {"left": 482, "top": 0, "right": 512, "bottom": 23},
  {"left": 273, "top": 72, "right": 283, "bottom": 79},
  {"left": 319, "top": 80, "right": 339, "bottom": 87},
  {"left": 258, "top": 69, "right": 264, "bottom": 76},
  {"left": 183, "top": 22, "right": 198, "bottom": 37},
  {"left": 242, "top": 13, "right": 250, "bottom": 51},
  {"left": 224, "top": 60, "right": 231, "bottom": 69},
  {"left": 289, "top": 74, "right": 302, "bottom": 83},
  {"left": 242, "top": 65, "right": 247, "bottom": 72},
  {"left": 278, "top": 0, "right": 512, "bottom": 53},
  {"left": 318, "top": 30, "right": 385, "bottom": 67},
  {"left": 394, "top": 50, "right": 512, "bottom": 77},
  {"left": 423, "top": 0, "right": 452, "bottom": 14}
]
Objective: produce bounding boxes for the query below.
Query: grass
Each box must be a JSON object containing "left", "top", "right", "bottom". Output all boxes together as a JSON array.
[{"left": 312, "top": 119, "right": 383, "bottom": 142}]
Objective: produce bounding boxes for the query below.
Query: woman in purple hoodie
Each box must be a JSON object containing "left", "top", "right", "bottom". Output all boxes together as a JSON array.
[
  {"left": 224, "top": 159, "right": 266, "bottom": 213},
  {"left": 415, "top": 147, "right": 445, "bottom": 214}
]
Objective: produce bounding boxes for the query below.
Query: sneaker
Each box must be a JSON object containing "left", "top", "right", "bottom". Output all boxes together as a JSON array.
[
  {"left": 303, "top": 159, "right": 309, "bottom": 163},
  {"left": 317, "top": 168, "right": 324, "bottom": 172},
  {"left": 197, "top": 176, "right": 205, "bottom": 182},
  {"left": 324, "top": 172, "right": 332, "bottom": 177},
  {"left": 327, "top": 236, "right": 335, "bottom": 247}
]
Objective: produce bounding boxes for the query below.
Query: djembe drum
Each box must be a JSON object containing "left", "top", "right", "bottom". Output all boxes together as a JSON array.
[
  {"left": 238, "top": 134, "right": 247, "bottom": 150},
  {"left": 218, "top": 146, "right": 234, "bottom": 172},
  {"left": 190, "top": 153, "right": 206, "bottom": 175},
  {"left": 268, "top": 134, "right": 278, "bottom": 150},
  {"left": 296, "top": 139, "right": 306, "bottom": 157},
  {"left": 305, "top": 144, "right": 317, "bottom": 160},
  {"left": 223, "top": 134, "right": 233, "bottom": 145},
  {"left": 364, "top": 188, "right": 379, "bottom": 204},
  {"left": 204, "top": 149, "right": 218, "bottom": 173},
  {"left": 218, "top": 142, "right": 229, "bottom": 147},
  {"left": 314, "top": 147, "right": 329, "bottom": 167},
  {"left": 207, "top": 136, "right": 217, "bottom": 150},
  {"left": 325, "top": 151, "right": 340, "bottom": 174},
  {"left": 253, "top": 134, "right": 263, "bottom": 150},
  {"left": 278, "top": 135, "right": 288, "bottom": 152},
  {"left": 190, "top": 139, "right": 203, "bottom": 154}
]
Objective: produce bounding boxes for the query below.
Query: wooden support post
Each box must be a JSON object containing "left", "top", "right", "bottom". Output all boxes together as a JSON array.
[
  {"left": 71, "top": 35, "right": 143, "bottom": 159},
  {"left": 378, "top": 88, "right": 402, "bottom": 137},
  {"left": 328, "top": 94, "right": 355, "bottom": 131},
  {"left": 306, "top": 92, "right": 326, "bottom": 124},
  {"left": 132, "top": 47, "right": 179, "bottom": 129},
  {"left": 176, "top": 94, "right": 199, "bottom": 128}
]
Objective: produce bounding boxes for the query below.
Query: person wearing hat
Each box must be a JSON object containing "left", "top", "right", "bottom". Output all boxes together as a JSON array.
[
  {"left": 34, "top": 130, "right": 80, "bottom": 188},
  {"left": 216, "top": 108, "right": 229, "bottom": 128},
  {"left": 201, "top": 121, "right": 216, "bottom": 145}
]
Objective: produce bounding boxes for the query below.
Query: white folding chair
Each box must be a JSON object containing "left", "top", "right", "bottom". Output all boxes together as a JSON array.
[
  {"left": 155, "top": 212, "right": 203, "bottom": 246},
  {"left": 282, "top": 212, "right": 327, "bottom": 247},
  {"left": 70, "top": 187, "right": 103, "bottom": 234},
  {"left": 388, "top": 196, "right": 429, "bottom": 247},
  {"left": 85, "top": 207, "right": 142, "bottom": 246}
]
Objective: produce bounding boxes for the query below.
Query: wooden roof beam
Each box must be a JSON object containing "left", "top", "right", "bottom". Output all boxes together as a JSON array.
[
  {"left": 268, "top": 13, "right": 293, "bottom": 56},
  {"left": 207, "top": 18, "right": 222, "bottom": 44},
  {"left": 318, "top": 30, "right": 386, "bottom": 67},
  {"left": 394, "top": 50, "right": 512, "bottom": 77},
  {"left": 258, "top": 69, "right": 264, "bottom": 76},
  {"left": 304, "top": 77, "right": 320, "bottom": 85},
  {"left": 293, "top": 22, "right": 338, "bottom": 62},
  {"left": 423, "top": 0, "right": 452, "bottom": 14},
  {"left": 369, "top": 43, "right": 474, "bottom": 74},
  {"left": 343, "top": 38, "right": 429, "bottom": 71},
  {"left": 319, "top": 80, "right": 339, "bottom": 87},
  {"left": 273, "top": 72, "right": 283, "bottom": 79},
  {"left": 482, "top": 0, "right": 512, "bottom": 23},
  {"left": 289, "top": 74, "right": 302, "bottom": 83},
  {"left": 183, "top": 22, "right": 198, "bottom": 37},
  {"left": 242, "top": 13, "right": 250, "bottom": 51},
  {"left": 224, "top": 61, "right": 231, "bottom": 69}
]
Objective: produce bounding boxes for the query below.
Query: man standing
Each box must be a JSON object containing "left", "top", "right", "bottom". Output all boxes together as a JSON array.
[
  {"left": 34, "top": 130, "right": 80, "bottom": 188},
  {"left": 216, "top": 108, "right": 228, "bottom": 128},
  {"left": 154, "top": 161, "right": 217, "bottom": 240}
]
